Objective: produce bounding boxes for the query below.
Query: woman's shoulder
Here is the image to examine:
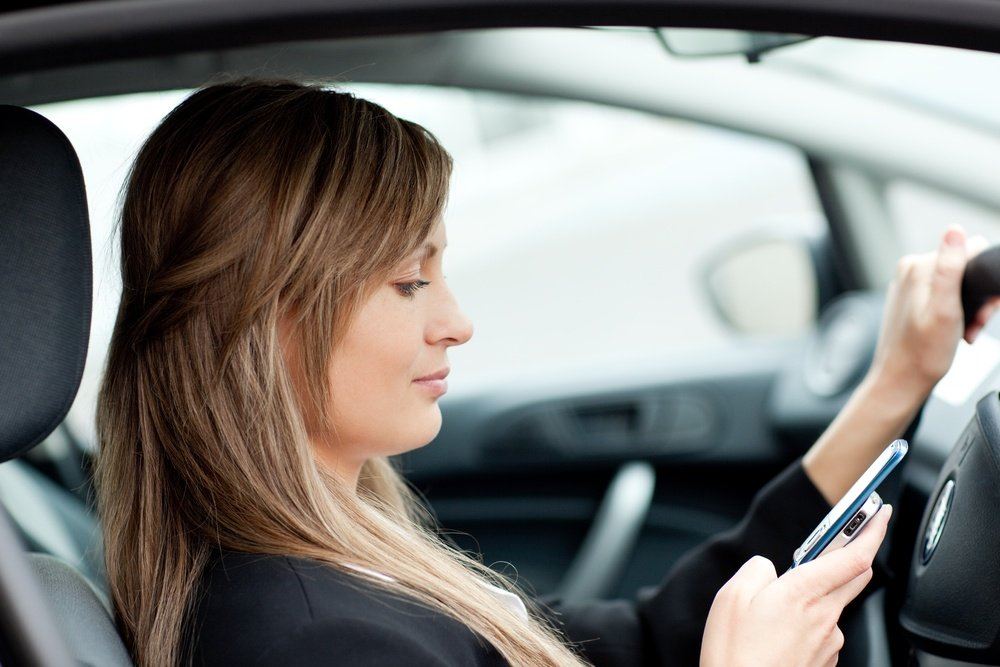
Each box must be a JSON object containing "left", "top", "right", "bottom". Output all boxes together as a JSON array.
[{"left": 186, "top": 549, "right": 505, "bottom": 666}]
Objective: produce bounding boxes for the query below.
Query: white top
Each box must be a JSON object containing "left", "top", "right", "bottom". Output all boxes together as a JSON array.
[{"left": 343, "top": 563, "right": 529, "bottom": 621}]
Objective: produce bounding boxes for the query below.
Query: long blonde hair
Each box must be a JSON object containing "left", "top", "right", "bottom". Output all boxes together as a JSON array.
[{"left": 94, "top": 77, "right": 589, "bottom": 666}]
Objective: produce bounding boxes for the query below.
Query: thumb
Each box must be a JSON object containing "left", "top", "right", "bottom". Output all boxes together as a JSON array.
[
  {"left": 784, "top": 505, "right": 892, "bottom": 598},
  {"left": 930, "top": 225, "right": 968, "bottom": 306},
  {"left": 730, "top": 555, "right": 778, "bottom": 601}
]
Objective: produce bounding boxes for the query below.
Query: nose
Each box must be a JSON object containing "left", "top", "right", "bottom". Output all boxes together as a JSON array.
[
  {"left": 443, "top": 301, "right": 473, "bottom": 347},
  {"left": 430, "top": 284, "right": 473, "bottom": 347},
  {"left": 450, "top": 307, "right": 474, "bottom": 346}
]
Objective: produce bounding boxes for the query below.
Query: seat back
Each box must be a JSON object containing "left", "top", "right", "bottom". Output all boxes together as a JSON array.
[
  {"left": 0, "top": 458, "right": 105, "bottom": 588},
  {"left": 0, "top": 104, "right": 131, "bottom": 665},
  {"left": 29, "top": 554, "right": 132, "bottom": 667}
]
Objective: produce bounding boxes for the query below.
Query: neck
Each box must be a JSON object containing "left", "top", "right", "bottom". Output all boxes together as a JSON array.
[{"left": 311, "top": 438, "right": 364, "bottom": 492}]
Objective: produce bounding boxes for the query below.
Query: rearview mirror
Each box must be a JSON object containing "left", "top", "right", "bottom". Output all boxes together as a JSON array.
[
  {"left": 655, "top": 28, "right": 813, "bottom": 60},
  {"left": 701, "top": 233, "right": 818, "bottom": 336}
]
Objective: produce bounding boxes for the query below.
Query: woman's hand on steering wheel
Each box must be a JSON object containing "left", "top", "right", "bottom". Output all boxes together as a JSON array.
[{"left": 869, "top": 224, "right": 1000, "bottom": 401}]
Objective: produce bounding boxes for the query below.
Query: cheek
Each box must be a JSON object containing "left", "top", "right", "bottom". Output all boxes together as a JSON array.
[
  {"left": 331, "top": 338, "right": 410, "bottom": 413},
  {"left": 326, "top": 295, "right": 432, "bottom": 450}
]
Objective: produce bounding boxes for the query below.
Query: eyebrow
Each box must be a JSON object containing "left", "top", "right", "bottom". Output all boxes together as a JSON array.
[{"left": 418, "top": 241, "right": 446, "bottom": 261}]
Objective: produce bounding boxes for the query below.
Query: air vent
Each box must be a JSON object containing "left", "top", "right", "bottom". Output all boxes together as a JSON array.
[{"left": 571, "top": 403, "right": 640, "bottom": 434}]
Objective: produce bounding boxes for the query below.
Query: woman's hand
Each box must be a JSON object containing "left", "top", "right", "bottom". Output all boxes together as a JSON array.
[
  {"left": 700, "top": 505, "right": 892, "bottom": 667},
  {"left": 802, "top": 226, "right": 1000, "bottom": 507},
  {"left": 869, "top": 225, "right": 1000, "bottom": 400}
]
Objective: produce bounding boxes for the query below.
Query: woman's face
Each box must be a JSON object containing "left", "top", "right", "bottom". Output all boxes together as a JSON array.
[{"left": 317, "top": 220, "right": 473, "bottom": 485}]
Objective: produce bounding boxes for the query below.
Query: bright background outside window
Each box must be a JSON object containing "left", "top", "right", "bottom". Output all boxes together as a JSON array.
[
  {"left": 32, "top": 84, "right": 823, "bottom": 446},
  {"left": 887, "top": 181, "right": 1000, "bottom": 253}
]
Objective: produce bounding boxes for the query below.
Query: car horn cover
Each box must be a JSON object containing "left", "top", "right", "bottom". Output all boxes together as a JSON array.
[{"left": 900, "top": 391, "right": 1000, "bottom": 663}]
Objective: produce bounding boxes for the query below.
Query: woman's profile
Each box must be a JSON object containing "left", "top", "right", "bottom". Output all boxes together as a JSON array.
[{"left": 93, "top": 78, "right": 1000, "bottom": 666}]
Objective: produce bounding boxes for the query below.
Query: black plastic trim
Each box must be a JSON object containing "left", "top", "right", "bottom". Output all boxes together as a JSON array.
[{"left": 5, "top": 0, "right": 1000, "bottom": 76}]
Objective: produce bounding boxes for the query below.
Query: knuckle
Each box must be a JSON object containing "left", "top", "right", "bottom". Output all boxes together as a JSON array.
[
  {"left": 716, "top": 576, "right": 743, "bottom": 601},
  {"left": 937, "top": 261, "right": 962, "bottom": 279},
  {"left": 715, "top": 578, "right": 736, "bottom": 600},
  {"left": 830, "top": 625, "right": 845, "bottom": 651},
  {"left": 933, "top": 302, "right": 961, "bottom": 324},
  {"left": 783, "top": 577, "right": 811, "bottom": 606},
  {"left": 749, "top": 555, "right": 776, "bottom": 577},
  {"left": 937, "top": 250, "right": 965, "bottom": 273},
  {"left": 845, "top": 551, "right": 870, "bottom": 578},
  {"left": 710, "top": 585, "right": 733, "bottom": 612}
]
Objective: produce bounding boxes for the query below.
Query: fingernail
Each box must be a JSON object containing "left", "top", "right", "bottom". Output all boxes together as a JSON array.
[
  {"left": 884, "top": 504, "right": 893, "bottom": 518},
  {"left": 945, "top": 228, "right": 964, "bottom": 247}
]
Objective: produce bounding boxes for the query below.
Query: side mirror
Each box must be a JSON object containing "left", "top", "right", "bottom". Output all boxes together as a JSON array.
[{"left": 701, "top": 232, "right": 819, "bottom": 336}]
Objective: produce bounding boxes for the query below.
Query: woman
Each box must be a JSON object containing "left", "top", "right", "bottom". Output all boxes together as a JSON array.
[{"left": 94, "top": 77, "right": 1000, "bottom": 667}]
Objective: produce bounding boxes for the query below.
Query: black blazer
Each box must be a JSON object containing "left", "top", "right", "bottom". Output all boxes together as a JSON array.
[{"left": 185, "top": 458, "right": 834, "bottom": 666}]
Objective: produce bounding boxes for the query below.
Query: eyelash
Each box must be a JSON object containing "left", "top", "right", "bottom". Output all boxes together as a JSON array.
[{"left": 396, "top": 279, "right": 431, "bottom": 298}]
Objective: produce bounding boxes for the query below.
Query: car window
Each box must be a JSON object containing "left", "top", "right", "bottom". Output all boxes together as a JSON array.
[
  {"left": 768, "top": 36, "right": 1000, "bottom": 134},
  {"left": 886, "top": 180, "right": 1000, "bottom": 254},
  {"left": 31, "top": 84, "right": 824, "bottom": 446}
]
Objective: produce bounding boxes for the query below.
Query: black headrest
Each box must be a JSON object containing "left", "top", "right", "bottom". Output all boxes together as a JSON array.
[{"left": 0, "top": 105, "right": 91, "bottom": 463}]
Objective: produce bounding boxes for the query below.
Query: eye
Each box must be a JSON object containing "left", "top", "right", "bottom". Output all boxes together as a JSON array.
[{"left": 395, "top": 279, "right": 431, "bottom": 298}]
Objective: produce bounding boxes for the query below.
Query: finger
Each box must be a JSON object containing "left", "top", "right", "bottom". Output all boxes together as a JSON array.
[
  {"left": 825, "top": 625, "right": 845, "bottom": 665},
  {"left": 930, "top": 225, "right": 968, "bottom": 308},
  {"left": 898, "top": 251, "right": 934, "bottom": 282},
  {"left": 787, "top": 505, "right": 892, "bottom": 596},
  {"left": 827, "top": 565, "right": 874, "bottom": 609},
  {"left": 729, "top": 555, "right": 777, "bottom": 601}
]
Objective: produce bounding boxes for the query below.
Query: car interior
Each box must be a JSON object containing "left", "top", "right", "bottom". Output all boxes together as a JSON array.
[{"left": 4, "top": 2, "right": 1000, "bottom": 666}]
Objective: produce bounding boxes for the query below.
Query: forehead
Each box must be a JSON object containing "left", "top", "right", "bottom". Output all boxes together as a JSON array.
[
  {"left": 412, "top": 222, "right": 448, "bottom": 260},
  {"left": 428, "top": 219, "right": 447, "bottom": 245}
]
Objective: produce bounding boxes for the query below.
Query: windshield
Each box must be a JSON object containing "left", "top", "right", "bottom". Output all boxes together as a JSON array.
[{"left": 646, "top": 27, "right": 1000, "bottom": 133}]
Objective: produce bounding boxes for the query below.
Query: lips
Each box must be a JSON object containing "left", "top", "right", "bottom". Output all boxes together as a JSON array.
[
  {"left": 414, "top": 367, "right": 450, "bottom": 382},
  {"left": 413, "top": 366, "right": 449, "bottom": 398}
]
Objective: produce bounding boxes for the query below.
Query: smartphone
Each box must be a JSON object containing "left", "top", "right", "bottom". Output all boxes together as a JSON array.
[
  {"left": 791, "top": 439, "right": 908, "bottom": 568},
  {"left": 814, "top": 491, "right": 883, "bottom": 559}
]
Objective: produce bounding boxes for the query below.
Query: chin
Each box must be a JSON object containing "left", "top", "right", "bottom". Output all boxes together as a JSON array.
[
  {"left": 413, "top": 406, "right": 443, "bottom": 446},
  {"left": 384, "top": 407, "right": 443, "bottom": 458}
]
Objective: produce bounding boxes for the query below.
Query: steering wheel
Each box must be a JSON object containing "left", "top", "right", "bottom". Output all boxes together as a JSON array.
[{"left": 887, "top": 245, "right": 1000, "bottom": 665}]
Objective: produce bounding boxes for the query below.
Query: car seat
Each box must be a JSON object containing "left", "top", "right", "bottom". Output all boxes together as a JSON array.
[{"left": 0, "top": 104, "right": 132, "bottom": 666}]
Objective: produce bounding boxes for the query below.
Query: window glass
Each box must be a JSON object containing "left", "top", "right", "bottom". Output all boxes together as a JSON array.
[
  {"left": 31, "top": 85, "right": 823, "bottom": 446},
  {"left": 886, "top": 180, "right": 1000, "bottom": 254}
]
